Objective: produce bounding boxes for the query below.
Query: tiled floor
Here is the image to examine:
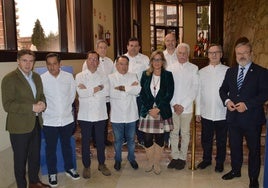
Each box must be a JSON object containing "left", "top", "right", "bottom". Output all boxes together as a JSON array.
[
  {"left": 8, "top": 147, "right": 264, "bottom": 188},
  {"left": 8, "top": 123, "right": 266, "bottom": 188}
]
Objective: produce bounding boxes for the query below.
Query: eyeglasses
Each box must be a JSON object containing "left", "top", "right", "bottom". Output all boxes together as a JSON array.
[
  {"left": 208, "top": 51, "right": 222, "bottom": 55},
  {"left": 88, "top": 58, "right": 99, "bottom": 62},
  {"left": 236, "top": 51, "right": 251, "bottom": 56},
  {"left": 152, "top": 58, "right": 162, "bottom": 62}
]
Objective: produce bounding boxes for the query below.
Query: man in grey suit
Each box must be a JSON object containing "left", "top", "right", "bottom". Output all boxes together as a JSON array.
[
  {"left": 1, "top": 50, "right": 50, "bottom": 188},
  {"left": 219, "top": 37, "right": 268, "bottom": 188}
]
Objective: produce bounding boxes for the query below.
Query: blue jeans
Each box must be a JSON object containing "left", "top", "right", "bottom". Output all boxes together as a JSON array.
[
  {"left": 112, "top": 122, "right": 136, "bottom": 162},
  {"left": 136, "top": 97, "right": 144, "bottom": 143},
  {"left": 43, "top": 122, "right": 75, "bottom": 174}
]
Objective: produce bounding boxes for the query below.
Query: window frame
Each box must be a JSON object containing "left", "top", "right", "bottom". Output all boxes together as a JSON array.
[
  {"left": 0, "top": 0, "right": 92, "bottom": 62},
  {"left": 150, "top": 0, "right": 183, "bottom": 52}
]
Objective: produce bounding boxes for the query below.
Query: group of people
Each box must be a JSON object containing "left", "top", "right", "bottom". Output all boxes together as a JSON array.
[{"left": 1, "top": 35, "right": 268, "bottom": 188}]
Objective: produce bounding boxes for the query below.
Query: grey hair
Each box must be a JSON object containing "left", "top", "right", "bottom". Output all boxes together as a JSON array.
[
  {"left": 95, "top": 39, "right": 108, "bottom": 49},
  {"left": 176, "top": 43, "right": 190, "bottom": 55}
]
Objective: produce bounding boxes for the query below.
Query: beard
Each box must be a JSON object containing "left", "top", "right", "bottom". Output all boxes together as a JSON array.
[{"left": 237, "top": 57, "right": 250, "bottom": 66}]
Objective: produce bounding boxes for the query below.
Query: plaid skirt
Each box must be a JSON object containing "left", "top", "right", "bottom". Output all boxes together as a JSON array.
[{"left": 138, "top": 114, "right": 173, "bottom": 134}]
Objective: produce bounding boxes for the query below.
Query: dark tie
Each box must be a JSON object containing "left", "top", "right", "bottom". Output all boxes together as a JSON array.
[{"left": 237, "top": 67, "right": 245, "bottom": 90}]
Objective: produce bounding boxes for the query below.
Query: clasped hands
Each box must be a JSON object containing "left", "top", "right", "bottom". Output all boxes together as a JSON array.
[
  {"left": 227, "top": 100, "right": 247, "bottom": 112},
  {"left": 115, "top": 81, "right": 138, "bottom": 92},
  {"left": 173, "top": 104, "right": 184, "bottom": 116},
  {"left": 149, "top": 107, "right": 160, "bottom": 119},
  {"left": 33, "top": 101, "right": 46, "bottom": 113}
]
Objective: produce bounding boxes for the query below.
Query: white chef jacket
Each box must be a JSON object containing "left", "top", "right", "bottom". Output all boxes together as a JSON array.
[
  {"left": 41, "top": 70, "right": 76, "bottom": 127},
  {"left": 163, "top": 49, "right": 178, "bottom": 68},
  {"left": 75, "top": 69, "right": 109, "bottom": 122},
  {"left": 109, "top": 71, "right": 141, "bottom": 123},
  {"left": 124, "top": 52, "right": 149, "bottom": 81},
  {"left": 167, "top": 61, "right": 199, "bottom": 114},
  {"left": 195, "top": 63, "right": 229, "bottom": 121}
]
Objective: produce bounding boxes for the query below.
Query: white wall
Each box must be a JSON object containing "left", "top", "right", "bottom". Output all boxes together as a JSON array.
[{"left": 0, "top": 59, "right": 84, "bottom": 187}]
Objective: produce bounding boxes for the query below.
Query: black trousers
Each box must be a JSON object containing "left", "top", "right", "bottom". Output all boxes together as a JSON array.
[
  {"left": 79, "top": 120, "right": 106, "bottom": 168},
  {"left": 92, "top": 102, "right": 110, "bottom": 143},
  {"left": 201, "top": 118, "right": 227, "bottom": 164},
  {"left": 10, "top": 118, "right": 41, "bottom": 188},
  {"left": 228, "top": 123, "right": 262, "bottom": 178}
]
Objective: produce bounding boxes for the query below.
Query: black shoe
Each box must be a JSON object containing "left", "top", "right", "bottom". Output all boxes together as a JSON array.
[
  {"left": 215, "top": 163, "right": 224, "bottom": 173},
  {"left": 222, "top": 170, "right": 241, "bottom": 180},
  {"left": 48, "top": 174, "right": 58, "bottom": 187},
  {"left": 130, "top": 160, "right": 139, "bottom": 169},
  {"left": 197, "top": 161, "right": 211, "bottom": 169},
  {"left": 175, "top": 159, "right": 186, "bottom": 170},
  {"left": 167, "top": 159, "right": 178, "bottom": 169},
  {"left": 249, "top": 178, "right": 259, "bottom": 188},
  {"left": 114, "top": 161, "right": 121, "bottom": 171}
]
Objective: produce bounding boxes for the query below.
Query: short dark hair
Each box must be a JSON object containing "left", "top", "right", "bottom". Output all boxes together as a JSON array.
[
  {"left": 115, "top": 55, "right": 129, "bottom": 64},
  {"left": 127, "top": 37, "right": 139, "bottom": 45},
  {"left": 207, "top": 43, "right": 223, "bottom": 52},
  {"left": 46, "top": 53, "right": 61, "bottom": 63},
  {"left": 87, "top": 50, "right": 99, "bottom": 59},
  {"left": 17, "top": 49, "right": 35, "bottom": 60}
]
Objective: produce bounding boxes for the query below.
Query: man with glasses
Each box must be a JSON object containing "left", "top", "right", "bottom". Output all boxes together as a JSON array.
[
  {"left": 220, "top": 37, "right": 268, "bottom": 188},
  {"left": 82, "top": 40, "right": 114, "bottom": 147},
  {"left": 76, "top": 51, "right": 111, "bottom": 179},
  {"left": 195, "top": 44, "right": 229, "bottom": 173}
]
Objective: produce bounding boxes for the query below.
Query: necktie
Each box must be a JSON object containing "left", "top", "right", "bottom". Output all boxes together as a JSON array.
[{"left": 237, "top": 67, "right": 245, "bottom": 90}]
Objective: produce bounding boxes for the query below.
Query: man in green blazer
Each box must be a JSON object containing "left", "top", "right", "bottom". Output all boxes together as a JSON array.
[{"left": 1, "top": 49, "right": 50, "bottom": 188}]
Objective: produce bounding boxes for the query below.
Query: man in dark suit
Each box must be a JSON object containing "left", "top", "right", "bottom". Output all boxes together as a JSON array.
[
  {"left": 219, "top": 37, "right": 268, "bottom": 188},
  {"left": 1, "top": 50, "right": 50, "bottom": 188}
]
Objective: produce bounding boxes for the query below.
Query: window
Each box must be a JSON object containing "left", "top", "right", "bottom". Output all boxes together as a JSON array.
[
  {"left": 194, "top": 3, "right": 210, "bottom": 57},
  {"left": 0, "top": 0, "right": 93, "bottom": 62},
  {"left": 15, "top": 0, "right": 59, "bottom": 51},
  {"left": 0, "top": 0, "right": 4, "bottom": 50},
  {"left": 150, "top": 1, "right": 183, "bottom": 51}
]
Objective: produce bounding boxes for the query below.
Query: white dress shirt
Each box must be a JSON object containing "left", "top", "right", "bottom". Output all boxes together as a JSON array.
[
  {"left": 109, "top": 71, "right": 141, "bottom": 123},
  {"left": 167, "top": 61, "right": 199, "bottom": 114},
  {"left": 195, "top": 64, "right": 229, "bottom": 121},
  {"left": 19, "top": 68, "right": 37, "bottom": 98},
  {"left": 163, "top": 49, "right": 178, "bottom": 68},
  {"left": 75, "top": 69, "right": 109, "bottom": 122},
  {"left": 41, "top": 70, "right": 76, "bottom": 127},
  {"left": 124, "top": 52, "right": 149, "bottom": 81}
]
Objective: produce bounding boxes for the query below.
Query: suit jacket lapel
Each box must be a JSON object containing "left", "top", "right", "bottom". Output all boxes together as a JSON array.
[{"left": 240, "top": 63, "right": 254, "bottom": 91}]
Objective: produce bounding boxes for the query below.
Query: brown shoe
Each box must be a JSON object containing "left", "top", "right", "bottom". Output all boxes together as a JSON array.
[
  {"left": 83, "top": 167, "right": 91, "bottom": 179},
  {"left": 29, "top": 181, "right": 51, "bottom": 188},
  {"left": 98, "top": 164, "right": 111, "bottom": 176}
]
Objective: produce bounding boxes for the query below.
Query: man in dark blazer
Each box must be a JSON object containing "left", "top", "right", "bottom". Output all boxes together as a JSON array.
[
  {"left": 1, "top": 50, "right": 50, "bottom": 188},
  {"left": 219, "top": 37, "right": 268, "bottom": 188}
]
